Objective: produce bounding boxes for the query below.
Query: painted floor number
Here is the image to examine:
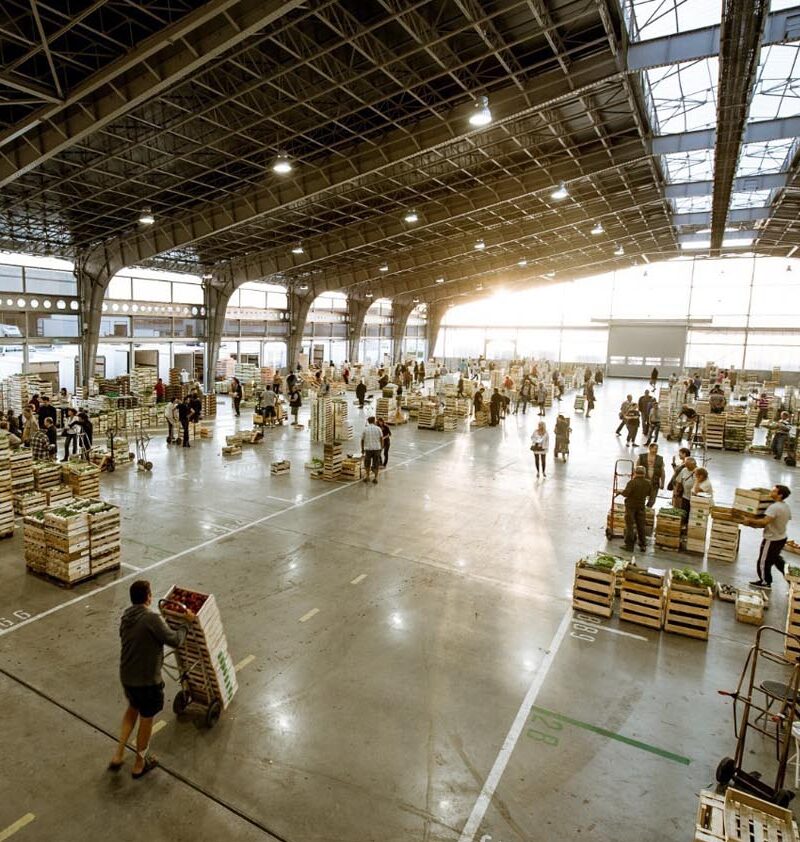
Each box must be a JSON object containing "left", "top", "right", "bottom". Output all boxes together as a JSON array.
[
  {"left": 570, "top": 612, "right": 602, "bottom": 642},
  {"left": 0, "top": 610, "right": 31, "bottom": 628}
]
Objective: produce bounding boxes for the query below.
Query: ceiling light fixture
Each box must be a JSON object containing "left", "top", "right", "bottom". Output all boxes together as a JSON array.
[
  {"left": 365, "top": 290, "right": 374, "bottom": 298},
  {"left": 378, "top": 263, "right": 389, "bottom": 272},
  {"left": 474, "top": 239, "right": 485, "bottom": 250},
  {"left": 291, "top": 243, "right": 304, "bottom": 255},
  {"left": 272, "top": 151, "right": 293, "bottom": 174},
  {"left": 518, "top": 258, "right": 528, "bottom": 267},
  {"left": 202, "top": 271, "right": 213, "bottom": 280},
  {"left": 551, "top": 182, "right": 568, "bottom": 201},
  {"left": 545, "top": 271, "right": 555, "bottom": 278},
  {"left": 412, "top": 296, "right": 420, "bottom": 303},
  {"left": 139, "top": 208, "right": 155, "bottom": 225},
  {"left": 297, "top": 282, "right": 309, "bottom": 292},
  {"left": 476, "top": 284, "right": 483, "bottom": 291},
  {"left": 468, "top": 95, "right": 492, "bottom": 127},
  {"left": 404, "top": 210, "right": 419, "bottom": 224},
  {"left": 614, "top": 245, "right": 624, "bottom": 256},
  {"left": 591, "top": 223, "right": 604, "bottom": 236},
  {"left": 435, "top": 277, "right": 445, "bottom": 284}
]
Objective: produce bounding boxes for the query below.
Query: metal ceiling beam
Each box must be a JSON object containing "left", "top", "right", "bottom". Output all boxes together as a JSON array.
[
  {"left": 710, "top": 0, "right": 770, "bottom": 251},
  {"left": 678, "top": 230, "right": 755, "bottom": 245},
  {"left": 665, "top": 172, "right": 787, "bottom": 197},
  {"left": 672, "top": 206, "right": 771, "bottom": 226},
  {"left": 86, "top": 54, "right": 623, "bottom": 282},
  {"left": 627, "top": 3, "right": 800, "bottom": 71},
  {"left": 0, "top": 0, "right": 306, "bottom": 187},
  {"left": 652, "top": 116, "right": 800, "bottom": 154},
  {"left": 0, "top": 69, "right": 61, "bottom": 104}
]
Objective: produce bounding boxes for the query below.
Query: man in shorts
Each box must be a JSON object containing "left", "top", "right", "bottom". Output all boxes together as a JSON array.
[
  {"left": 361, "top": 416, "right": 383, "bottom": 484},
  {"left": 261, "top": 385, "right": 277, "bottom": 426},
  {"left": 109, "top": 580, "right": 194, "bottom": 778}
]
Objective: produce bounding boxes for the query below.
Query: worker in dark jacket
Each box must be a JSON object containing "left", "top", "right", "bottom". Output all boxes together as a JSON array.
[
  {"left": 355, "top": 379, "right": 367, "bottom": 408},
  {"left": 109, "top": 580, "right": 193, "bottom": 778},
  {"left": 490, "top": 388, "right": 503, "bottom": 426},
  {"left": 621, "top": 465, "right": 651, "bottom": 552},
  {"left": 177, "top": 396, "right": 192, "bottom": 447},
  {"left": 37, "top": 396, "right": 57, "bottom": 429},
  {"left": 637, "top": 443, "right": 665, "bottom": 508}
]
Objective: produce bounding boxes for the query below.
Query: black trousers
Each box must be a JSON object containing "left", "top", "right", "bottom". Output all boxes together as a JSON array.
[
  {"left": 624, "top": 507, "right": 646, "bottom": 549},
  {"left": 626, "top": 422, "right": 639, "bottom": 443},
  {"left": 63, "top": 435, "right": 77, "bottom": 460},
  {"left": 534, "top": 451, "right": 546, "bottom": 474},
  {"left": 233, "top": 397, "right": 241, "bottom": 416},
  {"left": 646, "top": 422, "right": 660, "bottom": 443},
  {"left": 382, "top": 441, "right": 390, "bottom": 466},
  {"left": 757, "top": 537, "right": 787, "bottom": 585},
  {"left": 615, "top": 417, "right": 626, "bottom": 434},
  {"left": 181, "top": 420, "right": 190, "bottom": 446},
  {"left": 490, "top": 408, "right": 499, "bottom": 425}
]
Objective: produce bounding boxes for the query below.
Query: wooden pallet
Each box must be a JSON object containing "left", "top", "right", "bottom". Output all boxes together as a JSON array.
[
  {"left": 664, "top": 577, "right": 712, "bottom": 640},
  {"left": 572, "top": 564, "right": 615, "bottom": 618},
  {"left": 27, "top": 564, "right": 120, "bottom": 588}
]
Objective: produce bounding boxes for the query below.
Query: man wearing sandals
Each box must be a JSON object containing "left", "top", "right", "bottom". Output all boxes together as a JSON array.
[{"left": 109, "top": 580, "right": 195, "bottom": 778}]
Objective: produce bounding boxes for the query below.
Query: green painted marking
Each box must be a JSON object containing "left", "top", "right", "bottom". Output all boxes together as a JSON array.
[{"left": 531, "top": 706, "right": 691, "bottom": 765}]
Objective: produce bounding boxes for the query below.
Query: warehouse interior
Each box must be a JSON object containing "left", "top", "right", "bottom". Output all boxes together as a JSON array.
[{"left": 2, "top": 1, "right": 800, "bottom": 840}]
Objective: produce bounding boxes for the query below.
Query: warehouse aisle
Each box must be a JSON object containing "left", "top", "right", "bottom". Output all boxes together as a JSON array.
[{"left": 0, "top": 379, "right": 797, "bottom": 842}]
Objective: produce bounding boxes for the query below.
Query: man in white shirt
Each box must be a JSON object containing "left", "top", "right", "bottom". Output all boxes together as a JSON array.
[
  {"left": 361, "top": 416, "right": 383, "bottom": 484},
  {"left": 677, "top": 457, "right": 696, "bottom": 520},
  {"left": 747, "top": 484, "right": 793, "bottom": 589}
]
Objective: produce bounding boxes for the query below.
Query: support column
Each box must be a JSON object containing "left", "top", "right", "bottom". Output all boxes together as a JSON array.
[
  {"left": 203, "top": 276, "right": 235, "bottom": 392},
  {"left": 346, "top": 295, "right": 371, "bottom": 363},
  {"left": 390, "top": 300, "right": 413, "bottom": 364},
  {"left": 287, "top": 289, "right": 314, "bottom": 371},
  {"left": 424, "top": 301, "right": 446, "bottom": 362}
]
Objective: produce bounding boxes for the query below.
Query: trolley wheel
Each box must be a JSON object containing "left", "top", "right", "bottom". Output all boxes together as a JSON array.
[
  {"left": 173, "top": 690, "right": 190, "bottom": 716},
  {"left": 605, "top": 528, "right": 612, "bottom": 540},
  {"left": 129, "top": 452, "right": 135, "bottom": 460},
  {"left": 716, "top": 756, "right": 736, "bottom": 785},
  {"left": 107, "top": 461, "right": 115, "bottom": 473},
  {"left": 145, "top": 461, "right": 153, "bottom": 471},
  {"left": 775, "top": 789, "right": 795, "bottom": 807},
  {"left": 205, "top": 700, "right": 222, "bottom": 728}
]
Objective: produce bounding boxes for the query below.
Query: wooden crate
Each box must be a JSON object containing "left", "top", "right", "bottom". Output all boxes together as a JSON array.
[
  {"left": 785, "top": 585, "right": 800, "bottom": 660},
  {"left": 655, "top": 508, "right": 683, "bottom": 550},
  {"left": 695, "top": 790, "right": 725, "bottom": 842},
  {"left": 572, "top": 563, "right": 615, "bottom": 618},
  {"left": 735, "top": 590, "right": 764, "bottom": 625},
  {"left": 620, "top": 568, "right": 665, "bottom": 629},
  {"left": 270, "top": 460, "right": 291, "bottom": 475},
  {"left": 664, "top": 575, "right": 712, "bottom": 640},
  {"left": 708, "top": 518, "right": 740, "bottom": 563},
  {"left": 724, "top": 788, "right": 798, "bottom": 842}
]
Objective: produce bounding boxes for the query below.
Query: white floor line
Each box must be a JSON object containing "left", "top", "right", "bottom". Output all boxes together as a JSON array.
[
  {"left": 599, "top": 626, "right": 649, "bottom": 641},
  {"left": 457, "top": 608, "right": 572, "bottom": 842},
  {"left": 0, "top": 813, "right": 35, "bottom": 841},
  {"left": 234, "top": 654, "right": 255, "bottom": 671},
  {"left": 350, "top": 574, "right": 367, "bottom": 585},
  {"left": 120, "top": 562, "right": 142, "bottom": 572},
  {"left": 298, "top": 608, "right": 319, "bottom": 623},
  {"left": 0, "top": 440, "right": 456, "bottom": 640}
]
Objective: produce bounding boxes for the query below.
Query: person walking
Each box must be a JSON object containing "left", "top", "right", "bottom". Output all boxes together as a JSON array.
[
  {"left": 489, "top": 388, "right": 502, "bottom": 426},
  {"left": 231, "top": 377, "right": 242, "bottom": 417},
  {"left": 109, "top": 580, "right": 194, "bottom": 778},
  {"left": 772, "top": 411, "right": 791, "bottom": 460},
  {"left": 515, "top": 377, "right": 532, "bottom": 414},
  {"left": 361, "top": 416, "right": 383, "bottom": 484},
  {"left": 177, "top": 397, "right": 192, "bottom": 448},
  {"left": 473, "top": 387, "right": 484, "bottom": 417},
  {"left": 637, "top": 390, "right": 652, "bottom": 440},
  {"left": 62, "top": 407, "right": 80, "bottom": 461},
  {"left": 620, "top": 465, "right": 651, "bottom": 552},
  {"left": 616, "top": 394, "right": 633, "bottom": 436},
  {"left": 584, "top": 380, "right": 595, "bottom": 418},
  {"left": 377, "top": 417, "right": 392, "bottom": 467},
  {"left": 637, "top": 443, "right": 665, "bottom": 508},
  {"left": 355, "top": 379, "right": 367, "bottom": 409},
  {"left": 530, "top": 421, "right": 549, "bottom": 478},
  {"left": 667, "top": 447, "right": 691, "bottom": 506},
  {"left": 21, "top": 406, "right": 38, "bottom": 447},
  {"left": 289, "top": 385, "right": 302, "bottom": 425},
  {"left": 624, "top": 403, "right": 640, "bottom": 447},
  {"left": 676, "top": 456, "right": 697, "bottom": 520},
  {"left": 57, "top": 387, "right": 70, "bottom": 427},
  {"left": 754, "top": 391, "right": 769, "bottom": 427},
  {"left": 646, "top": 400, "right": 661, "bottom": 444},
  {"left": 163, "top": 398, "right": 178, "bottom": 444},
  {"left": 649, "top": 367, "right": 658, "bottom": 389},
  {"left": 155, "top": 378, "right": 165, "bottom": 403},
  {"left": 536, "top": 380, "right": 547, "bottom": 416},
  {"left": 747, "top": 484, "right": 792, "bottom": 589}
]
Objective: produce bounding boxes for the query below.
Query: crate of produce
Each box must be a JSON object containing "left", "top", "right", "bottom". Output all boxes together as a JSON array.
[
  {"left": 716, "top": 582, "right": 737, "bottom": 603},
  {"left": 33, "top": 461, "right": 62, "bottom": 490},
  {"left": 65, "top": 463, "right": 101, "bottom": 499},
  {"left": 45, "top": 484, "right": 73, "bottom": 506},
  {"left": 606, "top": 503, "right": 655, "bottom": 539},
  {"left": 221, "top": 445, "right": 242, "bottom": 456},
  {"left": 704, "top": 413, "right": 726, "bottom": 449},
  {"left": 572, "top": 552, "right": 620, "bottom": 618},
  {"left": 655, "top": 506, "right": 683, "bottom": 550},
  {"left": 664, "top": 569, "right": 714, "bottom": 640},
  {"left": 733, "top": 487, "right": 772, "bottom": 516},
  {"left": 10, "top": 449, "right": 34, "bottom": 496},
  {"left": 14, "top": 489, "right": 47, "bottom": 516},
  {"left": 340, "top": 456, "right": 362, "bottom": 480},
  {"left": 686, "top": 495, "right": 712, "bottom": 554},
  {"left": 418, "top": 403, "right": 438, "bottom": 430},
  {"left": 270, "top": 460, "right": 291, "bottom": 476},
  {"left": 735, "top": 590, "right": 764, "bottom": 626},
  {"left": 620, "top": 566, "right": 665, "bottom": 629},
  {"left": 23, "top": 511, "right": 48, "bottom": 573}
]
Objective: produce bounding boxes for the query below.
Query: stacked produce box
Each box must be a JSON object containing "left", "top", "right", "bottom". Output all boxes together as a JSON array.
[
  {"left": 201, "top": 393, "right": 217, "bottom": 418},
  {"left": 161, "top": 586, "right": 238, "bottom": 710},
  {"left": 270, "top": 460, "right": 291, "bottom": 476},
  {"left": 14, "top": 490, "right": 47, "bottom": 516},
  {"left": 340, "top": 456, "right": 362, "bottom": 480},
  {"left": 323, "top": 442, "right": 342, "bottom": 479},
  {"left": 735, "top": 590, "right": 764, "bottom": 625},
  {"left": 23, "top": 510, "right": 47, "bottom": 573},
  {"left": 10, "top": 449, "right": 34, "bottom": 497},
  {"left": 733, "top": 487, "right": 772, "bottom": 517},
  {"left": 703, "top": 413, "right": 725, "bottom": 449},
  {"left": 708, "top": 507, "right": 741, "bottom": 562},
  {"left": 376, "top": 397, "right": 392, "bottom": 419},
  {"left": 663, "top": 568, "right": 714, "bottom": 640},
  {"left": 786, "top": 584, "right": 800, "bottom": 660},
  {"left": 620, "top": 566, "right": 665, "bottom": 629},
  {"left": 472, "top": 407, "right": 490, "bottom": 427},
  {"left": 88, "top": 501, "right": 121, "bottom": 574},
  {"left": 44, "top": 505, "right": 92, "bottom": 584},
  {"left": 417, "top": 402, "right": 438, "bottom": 430},
  {"left": 65, "top": 462, "right": 100, "bottom": 498},
  {"left": 33, "top": 461, "right": 62, "bottom": 491},
  {"left": 686, "top": 495, "right": 712, "bottom": 554},
  {"left": 723, "top": 412, "right": 747, "bottom": 451},
  {"left": 572, "top": 552, "right": 620, "bottom": 618},
  {"left": 45, "top": 484, "right": 72, "bottom": 506},
  {"left": 606, "top": 502, "right": 654, "bottom": 538},
  {"left": 655, "top": 506, "right": 683, "bottom": 550},
  {"left": 0, "top": 432, "right": 13, "bottom": 538}
]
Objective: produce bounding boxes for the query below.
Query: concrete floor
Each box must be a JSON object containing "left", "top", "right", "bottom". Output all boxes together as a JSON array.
[{"left": 0, "top": 378, "right": 798, "bottom": 842}]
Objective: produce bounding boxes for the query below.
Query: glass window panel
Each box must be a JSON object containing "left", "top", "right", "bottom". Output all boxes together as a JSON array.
[
  {"left": 689, "top": 258, "right": 752, "bottom": 317},
  {"left": 133, "top": 278, "right": 171, "bottom": 302},
  {"left": 28, "top": 313, "right": 79, "bottom": 337},
  {"left": 661, "top": 149, "right": 715, "bottom": 183},
  {"left": 240, "top": 320, "right": 265, "bottom": 336},
  {"left": 560, "top": 328, "right": 608, "bottom": 363},
  {"left": 172, "top": 282, "right": 203, "bottom": 304},
  {"left": 736, "top": 139, "right": 794, "bottom": 177},
  {"left": 644, "top": 58, "right": 719, "bottom": 134},
  {"left": 671, "top": 195, "right": 713, "bottom": 213},
  {"left": 267, "top": 321, "right": 288, "bottom": 337},
  {"left": 0, "top": 265, "right": 23, "bottom": 292},
  {"left": 107, "top": 275, "right": 131, "bottom": 299},
  {"left": 0, "top": 310, "right": 27, "bottom": 335},
  {"left": 622, "top": 0, "right": 721, "bottom": 40},
  {"left": 24, "top": 268, "right": 77, "bottom": 295},
  {"left": 267, "top": 291, "right": 288, "bottom": 310},
  {"left": 173, "top": 318, "right": 205, "bottom": 338},
  {"left": 749, "top": 45, "right": 800, "bottom": 123},
  {"left": 239, "top": 289, "right": 266, "bottom": 309},
  {"left": 223, "top": 319, "right": 239, "bottom": 336},
  {"left": 729, "top": 189, "right": 773, "bottom": 209},
  {"left": 99, "top": 316, "right": 130, "bottom": 337},
  {"left": 133, "top": 317, "right": 172, "bottom": 337}
]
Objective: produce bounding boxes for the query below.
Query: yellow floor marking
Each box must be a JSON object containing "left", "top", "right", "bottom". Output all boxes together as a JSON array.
[
  {"left": 235, "top": 654, "right": 255, "bottom": 671},
  {"left": 0, "top": 814, "right": 35, "bottom": 841},
  {"left": 299, "top": 608, "right": 319, "bottom": 623},
  {"left": 350, "top": 574, "right": 367, "bottom": 584}
]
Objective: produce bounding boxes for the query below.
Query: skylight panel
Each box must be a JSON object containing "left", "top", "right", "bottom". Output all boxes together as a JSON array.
[
  {"left": 620, "top": 0, "right": 721, "bottom": 41},
  {"left": 748, "top": 45, "right": 800, "bottom": 122},
  {"left": 671, "top": 195, "right": 713, "bottom": 213},
  {"left": 729, "top": 189, "right": 773, "bottom": 209},
  {"left": 644, "top": 58, "right": 719, "bottom": 134},
  {"left": 661, "top": 149, "right": 715, "bottom": 182},
  {"left": 735, "top": 139, "right": 795, "bottom": 177}
]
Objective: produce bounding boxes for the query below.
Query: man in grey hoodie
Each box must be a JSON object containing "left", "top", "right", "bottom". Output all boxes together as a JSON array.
[{"left": 109, "top": 580, "right": 194, "bottom": 778}]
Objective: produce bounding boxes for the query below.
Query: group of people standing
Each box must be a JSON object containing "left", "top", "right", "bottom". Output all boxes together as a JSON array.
[{"left": 616, "top": 390, "right": 660, "bottom": 446}]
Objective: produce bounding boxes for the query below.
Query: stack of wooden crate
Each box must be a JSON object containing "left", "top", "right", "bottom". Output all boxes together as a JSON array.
[
  {"left": 733, "top": 487, "right": 772, "bottom": 517},
  {"left": 10, "top": 449, "right": 34, "bottom": 498},
  {"left": 686, "top": 495, "right": 712, "bottom": 554},
  {"left": 572, "top": 554, "right": 618, "bottom": 618},
  {"left": 0, "top": 431, "right": 13, "bottom": 539},
  {"left": 323, "top": 442, "right": 343, "bottom": 479},
  {"left": 23, "top": 510, "right": 47, "bottom": 573},
  {"left": 340, "top": 457, "right": 362, "bottom": 480},
  {"left": 270, "top": 460, "right": 291, "bottom": 476},
  {"left": 45, "top": 485, "right": 72, "bottom": 506},
  {"left": 443, "top": 414, "right": 457, "bottom": 431},
  {"left": 221, "top": 444, "right": 242, "bottom": 456},
  {"left": 708, "top": 507, "right": 741, "bottom": 562},
  {"left": 472, "top": 407, "right": 491, "bottom": 427},
  {"left": 695, "top": 788, "right": 799, "bottom": 842},
  {"left": 418, "top": 403, "right": 438, "bottom": 430},
  {"left": 655, "top": 506, "right": 683, "bottom": 550},
  {"left": 14, "top": 489, "right": 47, "bottom": 516},
  {"left": 786, "top": 584, "right": 800, "bottom": 661},
  {"left": 735, "top": 590, "right": 764, "bottom": 625},
  {"left": 66, "top": 462, "right": 101, "bottom": 498},
  {"left": 663, "top": 571, "right": 713, "bottom": 640},
  {"left": 704, "top": 413, "right": 726, "bottom": 449},
  {"left": 723, "top": 412, "right": 747, "bottom": 451},
  {"left": 33, "top": 461, "right": 62, "bottom": 492},
  {"left": 606, "top": 501, "right": 654, "bottom": 538},
  {"left": 44, "top": 506, "right": 92, "bottom": 584},
  {"left": 88, "top": 502, "right": 121, "bottom": 574},
  {"left": 620, "top": 566, "right": 665, "bottom": 629},
  {"left": 376, "top": 397, "right": 392, "bottom": 419}
]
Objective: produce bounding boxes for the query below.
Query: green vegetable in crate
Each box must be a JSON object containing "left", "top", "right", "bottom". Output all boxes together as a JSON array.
[{"left": 789, "top": 565, "right": 800, "bottom": 578}]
